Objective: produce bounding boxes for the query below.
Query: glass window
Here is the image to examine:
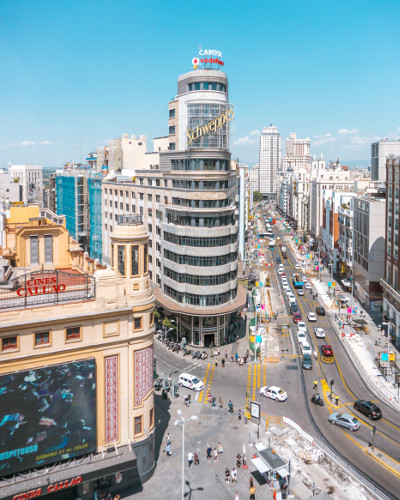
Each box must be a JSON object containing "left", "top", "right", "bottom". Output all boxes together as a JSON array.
[
  {"left": 66, "top": 326, "right": 81, "bottom": 341},
  {"left": 169, "top": 125, "right": 175, "bottom": 135},
  {"left": 134, "top": 317, "right": 142, "bottom": 330},
  {"left": 150, "top": 407, "right": 154, "bottom": 428},
  {"left": 169, "top": 108, "right": 175, "bottom": 118},
  {"left": 44, "top": 234, "right": 53, "bottom": 264},
  {"left": 144, "top": 243, "right": 148, "bottom": 273},
  {"left": 131, "top": 245, "right": 139, "bottom": 276},
  {"left": 35, "top": 331, "right": 50, "bottom": 346},
  {"left": 2, "top": 336, "right": 17, "bottom": 351},
  {"left": 30, "top": 235, "right": 39, "bottom": 265},
  {"left": 118, "top": 245, "right": 125, "bottom": 276},
  {"left": 134, "top": 416, "right": 142, "bottom": 435}
]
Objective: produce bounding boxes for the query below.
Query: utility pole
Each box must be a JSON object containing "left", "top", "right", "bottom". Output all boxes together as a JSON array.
[{"left": 371, "top": 425, "right": 377, "bottom": 450}]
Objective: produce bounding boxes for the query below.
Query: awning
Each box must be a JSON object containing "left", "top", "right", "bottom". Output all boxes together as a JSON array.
[
  {"left": 251, "top": 457, "right": 271, "bottom": 474},
  {"left": 353, "top": 318, "right": 367, "bottom": 325},
  {"left": 276, "top": 467, "right": 289, "bottom": 478}
]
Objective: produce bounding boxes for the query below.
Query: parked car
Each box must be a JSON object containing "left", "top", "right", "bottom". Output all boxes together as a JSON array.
[
  {"left": 307, "top": 312, "right": 317, "bottom": 322},
  {"left": 276, "top": 257, "right": 282, "bottom": 264},
  {"left": 297, "top": 322, "right": 307, "bottom": 332},
  {"left": 278, "top": 269, "right": 284, "bottom": 276},
  {"left": 297, "top": 331, "right": 307, "bottom": 343},
  {"left": 328, "top": 412, "right": 360, "bottom": 431},
  {"left": 314, "top": 328, "right": 325, "bottom": 338},
  {"left": 353, "top": 400, "right": 382, "bottom": 420},
  {"left": 316, "top": 306, "right": 325, "bottom": 316},
  {"left": 178, "top": 373, "right": 204, "bottom": 391},
  {"left": 322, "top": 345, "right": 333, "bottom": 356},
  {"left": 297, "top": 289, "right": 304, "bottom": 296},
  {"left": 293, "top": 312, "right": 302, "bottom": 323},
  {"left": 305, "top": 283, "right": 312, "bottom": 289},
  {"left": 294, "top": 264, "right": 301, "bottom": 270},
  {"left": 302, "top": 354, "right": 312, "bottom": 370},
  {"left": 259, "top": 385, "right": 288, "bottom": 402}
]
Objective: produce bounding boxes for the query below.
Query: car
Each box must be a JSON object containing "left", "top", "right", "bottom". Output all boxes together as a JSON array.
[
  {"left": 294, "top": 264, "right": 301, "bottom": 270},
  {"left": 314, "top": 327, "right": 326, "bottom": 338},
  {"left": 297, "top": 322, "right": 307, "bottom": 332},
  {"left": 322, "top": 344, "right": 333, "bottom": 356},
  {"left": 305, "top": 283, "right": 312, "bottom": 289},
  {"left": 278, "top": 269, "right": 284, "bottom": 276},
  {"left": 259, "top": 385, "right": 288, "bottom": 402},
  {"left": 283, "top": 287, "right": 290, "bottom": 294},
  {"left": 293, "top": 312, "right": 302, "bottom": 323},
  {"left": 353, "top": 400, "right": 382, "bottom": 420},
  {"left": 302, "top": 354, "right": 312, "bottom": 370},
  {"left": 316, "top": 306, "right": 325, "bottom": 316},
  {"left": 178, "top": 373, "right": 204, "bottom": 391},
  {"left": 297, "top": 289, "right": 304, "bottom": 296},
  {"left": 276, "top": 257, "right": 282, "bottom": 264},
  {"left": 290, "top": 305, "right": 298, "bottom": 313},
  {"left": 307, "top": 312, "right": 317, "bottom": 322},
  {"left": 301, "top": 343, "right": 312, "bottom": 355},
  {"left": 302, "top": 276, "right": 308, "bottom": 283},
  {"left": 297, "top": 331, "right": 306, "bottom": 343},
  {"left": 328, "top": 412, "right": 360, "bottom": 431}
]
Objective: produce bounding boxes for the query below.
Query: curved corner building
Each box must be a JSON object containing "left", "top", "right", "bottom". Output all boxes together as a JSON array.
[{"left": 154, "top": 68, "right": 247, "bottom": 347}]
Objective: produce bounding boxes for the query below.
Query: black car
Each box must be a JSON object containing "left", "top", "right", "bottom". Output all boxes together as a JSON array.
[
  {"left": 353, "top": 400, "right": 382, "bottom": 420},
  {"left": 302, "top": 354, "right": 312, "bottom": 370},
  {"left": 290, "top": 305, "right": 298, "bottom": 313},
  {"left": 316, "top": 306, "right": 325, "bottom": 316},
  {"left": 276, "top": 256, "right": 282, "bottom": 264}
]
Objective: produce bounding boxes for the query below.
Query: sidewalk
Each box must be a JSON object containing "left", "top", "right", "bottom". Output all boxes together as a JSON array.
[{"left": 290, "top": 242, "right": 400, "bottom": 412}]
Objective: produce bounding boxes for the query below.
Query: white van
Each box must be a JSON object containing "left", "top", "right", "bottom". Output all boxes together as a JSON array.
[{"left": 178, "top": 373, "right": 204, "bottom": 391}]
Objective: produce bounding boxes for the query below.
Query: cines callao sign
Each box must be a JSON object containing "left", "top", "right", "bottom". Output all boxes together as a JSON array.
[{"left": 187, "top": 107, "right": 234, "bottom": 146}]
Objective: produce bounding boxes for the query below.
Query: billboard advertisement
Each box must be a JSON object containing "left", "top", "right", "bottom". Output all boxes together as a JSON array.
[{"left": 0, "top": 359, "right": 96, "bottom": 478}]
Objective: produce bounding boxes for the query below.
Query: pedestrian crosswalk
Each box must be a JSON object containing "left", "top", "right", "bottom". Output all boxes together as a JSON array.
[{"left": 245, "top": 363, "right": 267, "bottom": 412}]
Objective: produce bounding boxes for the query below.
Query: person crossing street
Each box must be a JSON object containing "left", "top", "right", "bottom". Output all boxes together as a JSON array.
[{"left": 313, "top": 379, "right": 318, "bottom": 390}]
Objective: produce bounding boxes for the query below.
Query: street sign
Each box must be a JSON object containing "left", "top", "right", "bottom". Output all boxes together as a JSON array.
[
  {"left": 249, "top": 335, "right": 255, "bottom": 343},
  {"left": 256, "top": 335, "right": 262, "bottom": 343},
  {"left": 328, "top": 282, "right": 332, "bottom": 287},
  {"left": 250, "top": 401, "right": 261, "bottom": 420}
]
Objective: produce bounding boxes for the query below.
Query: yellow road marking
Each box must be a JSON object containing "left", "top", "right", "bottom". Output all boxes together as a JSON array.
[
  {"left": 257, "top": 364, "right": 261, "bottom": 388},
  {"left": 203, "top": 365, "right": 215, "bottom": 405},
  {"left": 263, "top": 363, "right": 267, "bottom": 386},
  {"left": 364, "top": 447, "right": 400, "bottom": 479},
  {"left": 252, "top": 364, "right": 257, "bottom": 401},
  {"left": 332, "top": 352, "right": 356, "bottom": 399},
  {"left": 198, "top": 363, "right": 210, "bottom": 402}
]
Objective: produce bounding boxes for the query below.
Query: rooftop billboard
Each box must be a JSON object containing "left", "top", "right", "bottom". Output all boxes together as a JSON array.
[{"left": 0, "top": 359, "right": 96, "bottom": 478}]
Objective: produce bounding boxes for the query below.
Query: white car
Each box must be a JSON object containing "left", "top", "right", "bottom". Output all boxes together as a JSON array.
[
  {"left": 297, "top": 331, "right": 307, "bottom": 343},
  {"left": 278, "top": 269, "right": 284, "bottom": 276},
  {"left": 297, "top": 289, "right": 304, "bottom": 296},
  {"left": 301, "top": 343, "right": 312, "bottom": 355},
  {"left": 259, "top": 385, "right": 288, "bottom": 402},
  {"left": 178, "top": 373, "right": 204, "bottom": 391},
  {"left": 295, "top": 264, "right": 301, "bottom": 270},
  {"left": 302, "top": 276, "right": 308, "bottom": 283},
  {"left": 307, "top": 312, "right": 317, "bottom": 322},
  {"left": 297, "top": 322, "right": 307, "bottom": 332},
  {"left": 283, "top": 285, "right": 290, "bottom": 292},
  {"left": 314, "top": 328, "right": 325, "bottom": 338},
  {"left": 305, "top": 283, "right": 312, "bottom": 289}
]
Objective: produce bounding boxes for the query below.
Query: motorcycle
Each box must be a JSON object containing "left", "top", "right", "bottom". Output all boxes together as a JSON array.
[
  {"left": 162, "top": 389, "right": 168, "bottom": 399},
  {"left": 154, "top": 378, "right": 163, "bottom": 391},
  {"left": 192, "top": 351, "right": 201, "bottom": 359},
  {"left": 201, "top": 351, "right": 208, "bottom": 359},
  {"left": 184, "top": 395, "right": 191, "bottom": 407},
  {"left": 183, "top": 349, "right": 192, "bottom": 357},
  {"left": 311, "top": 394, "right": 324, "bottom": 406}
]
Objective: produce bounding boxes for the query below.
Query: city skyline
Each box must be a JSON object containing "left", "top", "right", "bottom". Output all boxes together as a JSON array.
[{"left": 1, "top": 0, "right": 399, "bottom": 167}]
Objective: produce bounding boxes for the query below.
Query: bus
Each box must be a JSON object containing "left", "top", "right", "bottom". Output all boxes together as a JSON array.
[
  {"left": 268, "top": 240, "right": 275, "bottom": 250},
  {"left": 292, "top": 273, "right": 304, "bottom": 289}
]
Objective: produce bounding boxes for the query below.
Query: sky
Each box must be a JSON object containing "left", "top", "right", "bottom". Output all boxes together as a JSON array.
[{"left": 0, "top": 0, "right": 399, "bottom": 168}]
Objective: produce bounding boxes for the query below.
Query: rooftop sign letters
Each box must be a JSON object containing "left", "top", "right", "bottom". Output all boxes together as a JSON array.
[
  {"left": 192, "top": 48, "right": 224, "bottom": 69},
  {"left": 187, "top": 107, "right": 234, "bottom": 146}
]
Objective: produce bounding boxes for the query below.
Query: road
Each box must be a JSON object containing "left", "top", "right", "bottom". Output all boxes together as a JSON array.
[{"left": 152, "top": 209, "right": 400, "bottom": 499}]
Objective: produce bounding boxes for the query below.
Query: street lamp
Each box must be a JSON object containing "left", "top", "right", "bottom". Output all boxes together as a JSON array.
[{"left": 174, "top": 410, "right": 199, "bottom": 500}]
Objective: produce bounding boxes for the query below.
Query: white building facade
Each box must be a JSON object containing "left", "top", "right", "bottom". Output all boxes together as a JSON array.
[
  {"left": 259, "top": 125, "right": 281, "bottom": 198},
  {"left": 9, "top": 164, "right": 43, "bottom": 206}
]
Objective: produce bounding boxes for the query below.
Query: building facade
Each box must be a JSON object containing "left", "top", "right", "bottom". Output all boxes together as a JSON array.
[
  {"left": 371, "top": 139, "right": 400, "bottom": 182},
  {"left": 258, "top": 125, "right": 281, "bottom": 198},
  {"left": 10, "top": 164, "right": 43, "bottom": 206},
  {"left": 0, "top": 208, "right": 155, "bottom": 500}
]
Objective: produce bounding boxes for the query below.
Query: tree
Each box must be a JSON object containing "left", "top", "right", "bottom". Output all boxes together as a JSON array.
[{"left": 253, "top": 191, "right": 263, "bottom": 203}]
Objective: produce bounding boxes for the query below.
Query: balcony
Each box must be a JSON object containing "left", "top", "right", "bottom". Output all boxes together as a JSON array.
[{"left": 381, "top": 279, "right": 400, "bottom": 309}]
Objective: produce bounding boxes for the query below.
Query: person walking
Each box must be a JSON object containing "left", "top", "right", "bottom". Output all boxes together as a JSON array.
[
  {"left": 219, "top": 397, "right": 223, "bottom": 409},
  {"left": 213, "top": 448, "right": 218, "bottom": 462},
  {"left": 166, "top": 433, "right": 171, "bottom": 446},
  {"left": 235, "top": 492, "right": 240, "bottom": 500},
  {"left": 225, "top": 467, "right": 230, "bottom": 483},
  {"left": 206, "top": 444, "right": 212, "bottom": 461},
  {"left": 218, "top": 442, "right": 223, "bottom": 454},
  {"left": 313, "top": 379, "right": 318, "bottom": 390},
  {"left": 194, "top": 452, "right": 199, "bottom": 465},
  {"left": 166, "top": 442, "right": 171, "bottom": 456},
  {"left": 231, "top": 467, "right": 237, "bottom": 484},
  {"left": 250, "top": 484, "right": 256, "bottom": 500},
  {"left": 188, "top": 451, "right": 194, "bottom": 467}
]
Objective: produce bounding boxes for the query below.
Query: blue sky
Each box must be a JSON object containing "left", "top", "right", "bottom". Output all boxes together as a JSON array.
[{"left": 0, "top": 0, "right": 399, "bottom": 167}]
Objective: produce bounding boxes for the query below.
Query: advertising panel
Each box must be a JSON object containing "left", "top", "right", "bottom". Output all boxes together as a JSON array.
[{"left": 0, "top": 359, "right": 96, "bottom": 478}]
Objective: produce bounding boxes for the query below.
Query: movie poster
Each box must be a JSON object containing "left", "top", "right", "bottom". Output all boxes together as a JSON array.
[{"left": 0, "top": 359, "right": 96, "bottom": 477}]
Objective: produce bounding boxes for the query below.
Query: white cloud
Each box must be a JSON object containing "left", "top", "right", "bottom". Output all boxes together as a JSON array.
[
  {"left": 314, "top": 133, "right": 337, "bottom": 146},
  {"left": 233, "top": 135, "right": 258, "bottom": 146},
  {"left": 343, "top": 135, "right": 380, "bottom": 150},
  {"left": 337, "top": 128, "right": 359, "bottom": 135},
  {"left": 40, "top": 140, "right": 55, "bottom": 145},
  {"left": 20, "top": 140, "right": 35, "bottom": 147},
  {"left": 249, "top": 129, "right": 260, "bottom": 136}
]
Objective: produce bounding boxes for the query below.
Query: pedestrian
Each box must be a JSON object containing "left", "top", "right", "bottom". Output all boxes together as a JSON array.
[
  {"left": 235, "top": 353, "right": 239, "bottom": 362},
  {"left": 250, "top": 484, "right": 256, "bottom": 500},
  {"left": 225, "top": 467, "right": 230, "bottom": 483},
  {"left": 231, "top": 467, "right": 237, "bottom": 483},
  {"left": 166, "top": 433, "right": 171, "bottom": 446},
  {"left": 313, "top": 379, "right": 318, "bottom": 390},
  {"left": 188, "top": 451, "right": 194, "bottom": 467},
  {"left": 236, "top": 453, "right": 242, "bottom": 468},
  {"left": 194, "top": 452, "right": 199, "bottom": 465},
  {"left": 231, "top": 354, "right": 234, "bottom": 362},
  {"left": 238, "top": 409, "right": 242, "bottom": 420},
  {"left": 213, "top": 448, "right": 218, "bottom": 462},
  {"left": 225, "top": 349, "right": 228, "bottom": 359},
  {"left": 207, "top": 444, "right": 212, "bottom": 461},
  {"left": 218, "top": 441, "right": 223, "bottom": 454},
  {"left": 235, "top": 492, "right": 240, "bottom": 500},
  {"left": 249, "top": 477, "right": 254, "bottom": 489},
  {"left": 166, "top": 443, "right": 171, "bottom": 456},
  {"left": 219, "top": 397, "right": 223, "bottom": 409}
]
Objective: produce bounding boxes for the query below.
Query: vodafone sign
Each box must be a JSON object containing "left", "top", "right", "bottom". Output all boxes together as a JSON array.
[{"left": 192, "top": 49, "right": 224, "bottom": 69}]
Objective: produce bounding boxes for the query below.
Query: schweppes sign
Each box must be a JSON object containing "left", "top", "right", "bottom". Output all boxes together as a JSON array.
[{"left": 187, "top": 107, "right": 235, "bottom": 146}]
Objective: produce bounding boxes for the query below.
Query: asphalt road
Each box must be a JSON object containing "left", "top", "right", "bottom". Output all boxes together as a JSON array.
[{"left": 152, "top": 210, "right": 400, "bottom": 499}]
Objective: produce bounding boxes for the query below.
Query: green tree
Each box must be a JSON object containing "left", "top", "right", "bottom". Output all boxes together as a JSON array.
[{"left": 253, "top": 191, "right": 263, "bottom": 202}]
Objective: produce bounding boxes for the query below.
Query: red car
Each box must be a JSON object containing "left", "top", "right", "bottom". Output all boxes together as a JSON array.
[
  {"left": 293, "top": 312, "right": 302, "bottom": 323},
  {"left": 322, "top": 345, "right": 333, "bottom": 356}
]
